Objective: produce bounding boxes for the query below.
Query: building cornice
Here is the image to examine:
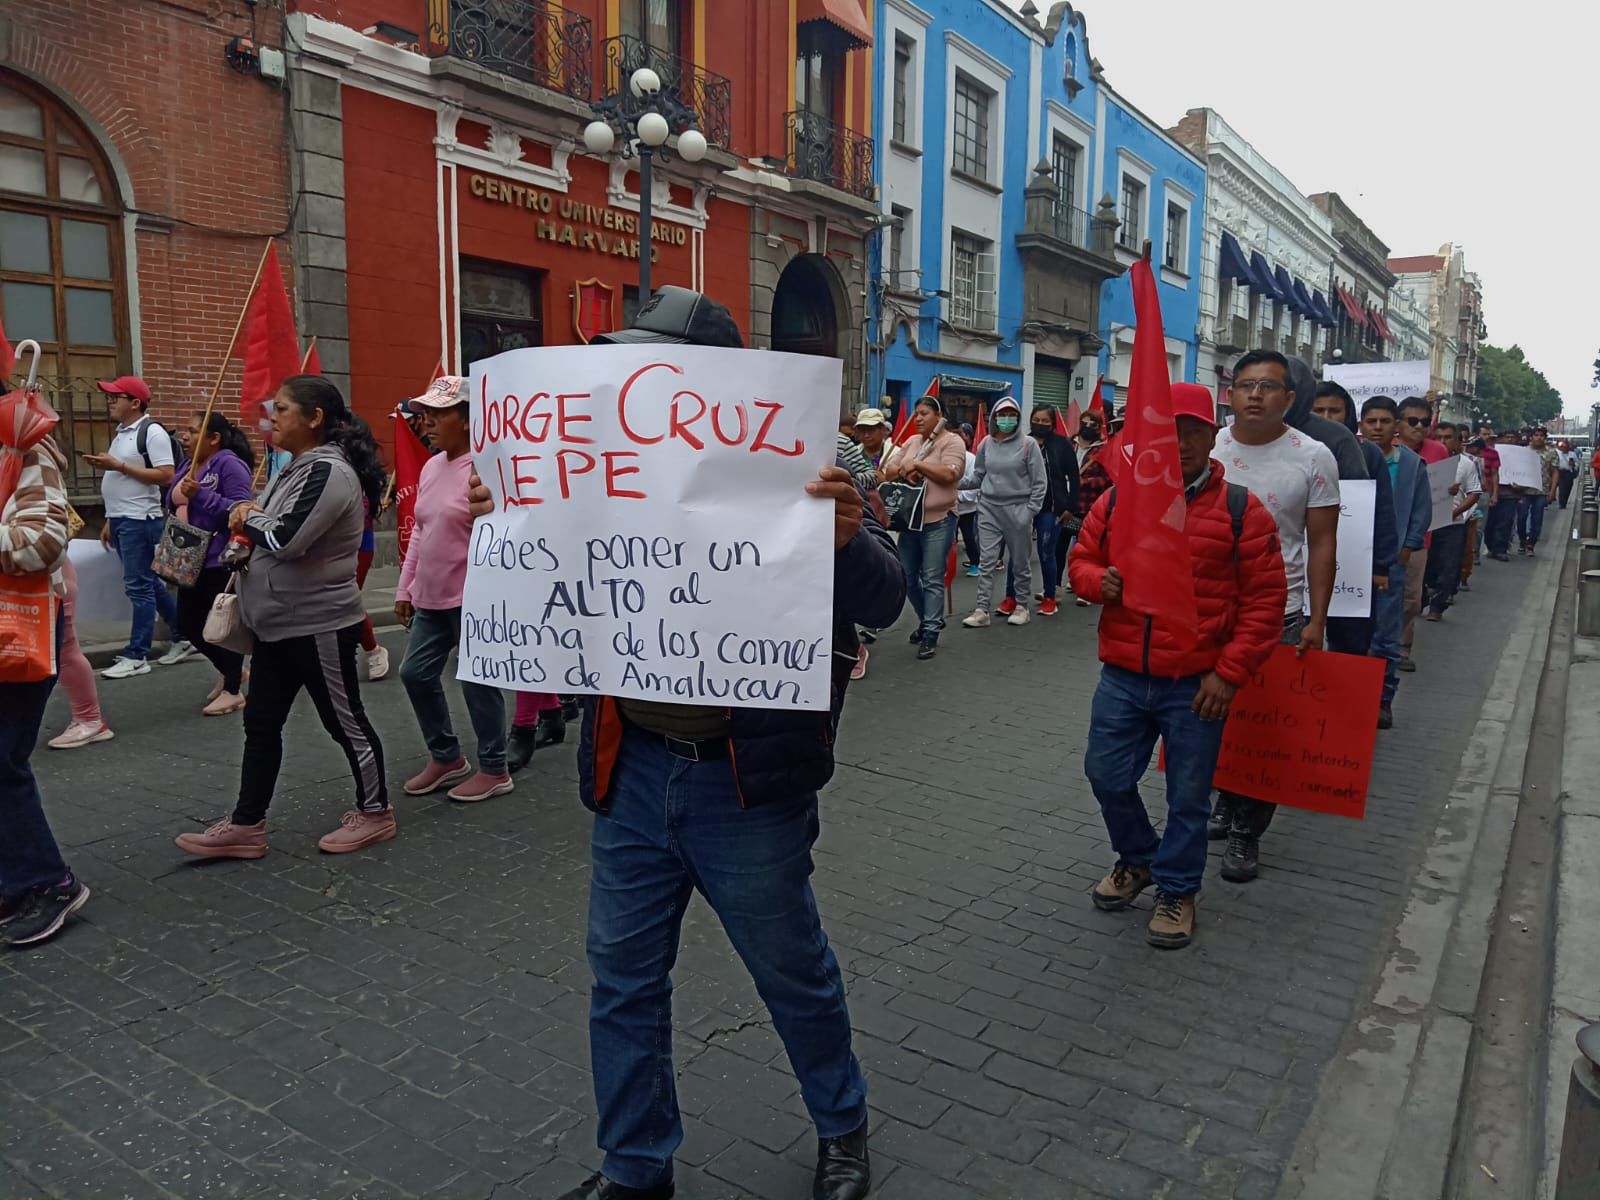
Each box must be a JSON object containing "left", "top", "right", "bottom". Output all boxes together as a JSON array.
[
  {"left": 1045, "top": 99, "right": 1093, "bottom": 141},
  {"left": 944, "top": 30, "right": 1014, "bottom": 82},
  {"left": 885, "top": 0, "right": 934, "bottom": 29}
]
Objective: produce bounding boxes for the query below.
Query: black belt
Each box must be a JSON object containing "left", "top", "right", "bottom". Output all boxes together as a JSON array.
[{"left": 659, "top": 733, "right": 730, "bottom": 762}]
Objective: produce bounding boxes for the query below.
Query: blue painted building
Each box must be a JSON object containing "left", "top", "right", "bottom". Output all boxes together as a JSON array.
[
  {"left": 867, "top": 0, "right": 1208, "bottom": 427},
  {"left": 868, "top": 0, "right": 1041, "bottom": 430}
]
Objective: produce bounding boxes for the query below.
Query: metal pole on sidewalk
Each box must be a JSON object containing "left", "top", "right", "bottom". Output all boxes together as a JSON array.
[
  {"left": 1581, "top": 505, "right": 1599, "bottom": 541},
  {"left": 1556, "top": 1025, "right": 1600, "bottom": 1198}
]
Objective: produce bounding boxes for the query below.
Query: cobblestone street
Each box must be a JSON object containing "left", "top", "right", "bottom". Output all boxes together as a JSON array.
[{"left": 1, "top": 552, "right": 1544, "bottom": 1200}]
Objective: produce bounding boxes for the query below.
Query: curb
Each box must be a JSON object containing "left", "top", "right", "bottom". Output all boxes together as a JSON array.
[{"left": 1277, "top": 508, "right": 1571, "bottom": 1200}]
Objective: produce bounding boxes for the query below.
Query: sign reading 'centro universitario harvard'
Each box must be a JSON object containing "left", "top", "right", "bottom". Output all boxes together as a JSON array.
[{"left": 466, "top": 172, "right": 689, "bottom": 259}]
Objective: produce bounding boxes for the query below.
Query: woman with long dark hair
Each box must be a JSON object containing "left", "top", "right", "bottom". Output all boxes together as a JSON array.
[
  {"left": 175, "top": 375, "right": 393, "bottom": 859},
  {"left": 167, "top": 411, "right": 256, "bottom": 715}
]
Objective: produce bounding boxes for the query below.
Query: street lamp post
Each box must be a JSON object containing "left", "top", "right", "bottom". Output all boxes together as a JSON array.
[{"left": 583, "top": 67, "right": 707, "bottom": 304}]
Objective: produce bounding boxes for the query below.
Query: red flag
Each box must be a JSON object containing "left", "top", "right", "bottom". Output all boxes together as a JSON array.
[
  {"left": 302, "top": 337, "right": 322, "bottom": 376},
  {"left": 1062, "top": 399, "right": 1082, "bottom": 437},
  {"left": 890, "top": 395, "right": 916, "bottom": 445},
  {"left": 0, "top": 315, "right": 12, "bottom": 379},
  {"left": 1108, "top": 259, "right": 1196, "bottom": 634},
  {"left": 1053, "top": 406, "right": 1071, "bottom": 437},
  {"left": 1087, "top": 375, "right": 1106, "bottom": 417},
  {"left": 973, "top": 402, "right": 988, "bottom": 450},
  {"left": 393, "top": 412, "right": 429, "bottom": 564},
  {"left": 238, "top": 244, "right": 301, "bottom": 427}
]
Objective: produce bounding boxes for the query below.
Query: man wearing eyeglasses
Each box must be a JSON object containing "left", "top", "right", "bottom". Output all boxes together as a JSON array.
[
  {"left": 1208, "top": 350, "right": 1340, "bottom": 884},
  {"left": 1395, "top": 398, "right": 1447, "bottom": 668}
]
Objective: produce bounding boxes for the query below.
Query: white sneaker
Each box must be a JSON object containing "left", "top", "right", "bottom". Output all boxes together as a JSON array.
[
  {"left": 962, "top": 609, "right": 991, "bottom": 628},
  {"left": 1007, "top": 606, "right": 1031, "bottom": 626},
  {"left": 48, "top": 722, "right": 115, "bottom": 750},
  {"left": 367, "top": 645, "right": 390, "bottom": 681},
  {"left": 157, "top": 640, "right": 196, "bottom": 666},
  {"left": 101, "top": 656, "right": 151, "bottom": 679}
]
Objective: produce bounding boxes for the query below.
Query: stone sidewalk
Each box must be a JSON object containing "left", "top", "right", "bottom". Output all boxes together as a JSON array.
[{"left": 0, "top": 549, "right": 1546, "bottom": 1200}]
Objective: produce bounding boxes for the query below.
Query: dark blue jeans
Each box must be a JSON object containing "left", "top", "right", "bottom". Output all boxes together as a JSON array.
[
  {"left": 399, "top": 606, "right": 507, "bottom": 774},
  {"left": 1372, "top": 564, "right": 1405, "bottom": 704},
  {"left": 896, "top": 512, "right": 956, "bottom": 639},
  {"left": 1083, "top": 664, "right": 1227, "bottom": 896},
  {"left": 0, "top": 637, "right": 68, "bottom": 899},
  {"left": 1006, "top": 511, "right": 1062, "bottom": 600},
  {"left": 1516, "top": 493, "right": 1547, "bottom": 547},
  {"left": 586, "top": 730, "right": 866, "bottom": 1189},
  {"left": 110, "top": 515, "right": 179, "bottom": 660},
  {"left": 1484, "top": 498, "right": 1517, "bottom": 556}
]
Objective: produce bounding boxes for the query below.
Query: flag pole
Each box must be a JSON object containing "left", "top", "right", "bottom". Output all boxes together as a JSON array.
[
  {"left": 186, "top": 237, "right": 275, "bottom": 487},
  {"left": 301, "top": 337, "right": 318, "bottom": 371}
]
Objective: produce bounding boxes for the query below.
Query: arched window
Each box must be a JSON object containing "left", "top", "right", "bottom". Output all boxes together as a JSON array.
[{"left": 0, "top": 71, "right": 128, "bottom": 388}]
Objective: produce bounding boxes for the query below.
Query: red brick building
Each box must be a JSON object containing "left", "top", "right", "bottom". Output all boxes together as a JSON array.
[
  {"left": 0, "top": 0, "right": 293, "bottom": 499},
  {"left": 286, "top": 0, "right": 880, "bottom": 434}
]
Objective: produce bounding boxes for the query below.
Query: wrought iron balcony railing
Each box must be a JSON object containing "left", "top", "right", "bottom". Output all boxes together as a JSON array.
[
  {"left": 1047, "top": 202, "right": 1090, "bottom": 248},
  {"left": 427, "top": 0, "right": 593, "bottom": 101},
  {"left": 603, "top": 35, "right": 732, "bottom": 149},
  {"left": 784, "top": 110, "right": 874, "bottom": 200}
]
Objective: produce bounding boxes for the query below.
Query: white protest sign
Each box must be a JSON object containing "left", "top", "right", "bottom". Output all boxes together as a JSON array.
[
  {"left": 1495, "top": 443, "right": 1542, "bottom": 490},
  {"left": 1323, "top": 361, "right": 1431, "bottom": 404},
  {"left": 1326, "top": 479, "right": 1375, "bottom": 619},
  {"left": 458, "top": 344, "right": 840, "bottom": 709},
  {"left": 1426, "top": 457, "right": 1458, "bottom": 531}
]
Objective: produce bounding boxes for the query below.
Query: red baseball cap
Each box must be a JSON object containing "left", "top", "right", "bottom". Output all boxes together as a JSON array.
[
  {"left": 96, "top": 376, "right": 152, "bottom": 405},
  {"left": 1171, "top": 383, "right": 1219, "bottom": 427}
]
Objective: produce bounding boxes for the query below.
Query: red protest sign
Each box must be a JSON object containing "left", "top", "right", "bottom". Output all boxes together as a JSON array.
[{"left": 1211, "top": 645, "right": 1384, "bottom": 818}]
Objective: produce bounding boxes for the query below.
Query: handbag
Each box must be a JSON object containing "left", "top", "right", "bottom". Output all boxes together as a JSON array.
[
  {"left": 152, "top": 514, "right": 211, "bottom": 588},
  {"left": 878, "top": 481, "right": 926, "bottom": 533},
  {"left": 202, "top": 573, "right": 255, "bottom": 655},
  {"left": 0, "top": 572, "right": 57, "bottom": 683},
  {"left": 65, "top": 502, "right": 85, "bottom": 541}
]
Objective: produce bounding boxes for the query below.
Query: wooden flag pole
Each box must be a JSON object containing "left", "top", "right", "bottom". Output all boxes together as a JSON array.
[
  {"left": 301, "top": 337, "right": 318, "bottom": 371},
  {"left": 187, "top": 237, "right": 275, "bottom": 487}
]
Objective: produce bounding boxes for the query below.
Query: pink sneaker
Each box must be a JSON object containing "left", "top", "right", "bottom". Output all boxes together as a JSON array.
[
  {"left": 175, "top": 820, "right": 268, "bottom": 860},
  {"left": 48, "top": 721, "right": 115, "bottom": 750},
  {"left": 404, "top": 758, "right": 473, "bottom": 795},
  {"left": 446, "top": 771, "right": 514, "bottom": 803},
  {"left": 318, "top": 809, "right": 397, "bottom": 854}
]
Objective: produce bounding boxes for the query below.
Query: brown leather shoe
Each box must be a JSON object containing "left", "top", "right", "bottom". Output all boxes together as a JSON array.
[
  {"left": 1147, "top": 891, "right": 1196, "bottom": 949},
  {"left": 1091, "top": 862, "right": 1152, "bottom": 911}
]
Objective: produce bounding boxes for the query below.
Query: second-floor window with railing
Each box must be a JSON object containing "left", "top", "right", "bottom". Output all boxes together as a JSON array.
[
  {"left": 621, "top": 0, "right": 680, "bottom": 57},
  {"left": 952, "top": 74, "right": 990, "bottom": 181},
  {"left": 1051, "top": 135, "right": 1078, "bottom": 211},
  {"left": 950, "top": 231, "right": 996, "bottom": 332},
  {"left": 430, "top": 0, "right": 594, "bottom": 100}
]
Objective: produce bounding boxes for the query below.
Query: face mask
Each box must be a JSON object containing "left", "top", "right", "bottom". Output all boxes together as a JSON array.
[
  {"left": 996, "top": 416, "right": 1019, "bottom": 434},
  {"left": 1031, "top": 425, "right": 1051, "bottom": 438}
]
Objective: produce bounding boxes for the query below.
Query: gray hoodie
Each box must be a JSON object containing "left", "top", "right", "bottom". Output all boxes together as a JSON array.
[
  {"left": 237, "top": 444, "right": 367, "bottom": 643},
  {"left": 1286, "top": 356, "right": 1369, "bottom": 482},
  {"left": 964, "top": 404, "right": 1047, "bottom": 513}
]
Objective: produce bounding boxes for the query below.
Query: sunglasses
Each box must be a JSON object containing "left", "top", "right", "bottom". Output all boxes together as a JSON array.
[{"left": 1402, "top": 416, "right": 1428, "bottom": 427}]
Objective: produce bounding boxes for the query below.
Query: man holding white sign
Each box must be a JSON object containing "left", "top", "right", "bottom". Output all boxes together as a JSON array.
[
  {"left": 1423, "top": 422, "right": 1481, "bottom": 620},
  {"left": 464, "top": 288, "right": 903, "bottom": 1200}
]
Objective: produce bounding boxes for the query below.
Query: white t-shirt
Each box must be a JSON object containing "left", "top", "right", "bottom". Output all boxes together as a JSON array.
[
  {"left": 957, "top": 450, "right": 979, "bottom": 514},
  {"left": 1213, "top": 425, "right": 1341, "bottom": 616},
  {"left": 1450, "top": 453, "right": 1482, "bottom": 525},
  {"left": 101, "top": 415, "right": 175, "bottom": 519}
]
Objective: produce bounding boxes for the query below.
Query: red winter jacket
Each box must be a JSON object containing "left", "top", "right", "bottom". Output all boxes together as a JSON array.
[{"left": 1068, "top": 461, "right": 1287, "bottom": 685}]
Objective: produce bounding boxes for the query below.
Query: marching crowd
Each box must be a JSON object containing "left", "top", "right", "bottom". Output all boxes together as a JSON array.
[{"left": 0, "top": 285, "right": 1574, "bottom": 1200}]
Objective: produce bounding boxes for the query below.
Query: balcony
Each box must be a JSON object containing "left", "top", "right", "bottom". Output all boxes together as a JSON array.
[
  {"left": 1045, "top": 202, "right": 1090, "bottom": 249},
  {"left": 783, "top": 111, "right": 874, "bottom": 199},
  {"left": 603, "top": 35, "right": 732, "bottom": 149},
  {"left": 427, "top": 0, "right": 593, "bottom": 100}
]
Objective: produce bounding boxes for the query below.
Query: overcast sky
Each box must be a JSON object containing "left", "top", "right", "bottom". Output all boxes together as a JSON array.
[{"left": 1002, "top": 0, "right": 1598, "bottom": 417}]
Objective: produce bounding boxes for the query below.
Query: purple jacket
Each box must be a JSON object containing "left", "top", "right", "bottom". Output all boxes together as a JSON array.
[{"left": 166, "top": 449, "right": 255, "bottom": 567}]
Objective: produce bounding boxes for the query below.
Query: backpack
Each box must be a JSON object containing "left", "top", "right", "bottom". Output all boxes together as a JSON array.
[
  {"left": 132, "top": 414, "right": 166, "bottom": 470},
  {"left": 1101, "top": 481, "right": 1250, "bottom": 555}
]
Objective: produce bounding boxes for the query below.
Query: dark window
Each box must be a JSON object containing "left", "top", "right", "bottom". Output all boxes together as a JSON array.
[
  {"left": 952, "top": 74, "right": 990, "bottom": 180},
  {"left": 459, "top": 258, "right": 543, "bottom": 365},
  {"left": 621, "top": 0, "right": 680, "bottom": 56},
  {"left": 1051, "top": 135, "right": 1079, "bottom": 210},
  {"left": 892, "top": 35, "right": 913, "bottom": 143},
  {"left": 1164, "top": 202, "right": 1186, "bottom": 270},
  {"left": 796, "top": 23, "right": 844, "bottom": 120},
  {"left": 1118, "top": 175, "right": 1144, "bottom": 249},
  {"left": 889, "top": 204, "right": 912, "bottom": 286}
]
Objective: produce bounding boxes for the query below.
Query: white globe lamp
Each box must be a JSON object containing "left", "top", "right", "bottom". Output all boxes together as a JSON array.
[
  {"left": 636, "top": 111, "right": 670, "bottom": 148},
  {"left": 630, "top": 67, "right": 662, "bottom": 97},
  {"left": 583, "top": 120, "right": 616, "bottom": 155},
  {"left": 677, "top": 127, "right": 708, "bottom": 163}
]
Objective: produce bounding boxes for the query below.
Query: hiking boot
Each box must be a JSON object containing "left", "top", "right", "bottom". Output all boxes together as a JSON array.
[
  {"left": 814, "top": 1119, "right": 871, "bottom": 1200},
  {"left": 1039, "top": 597, "right": 1060, "bottom": 617},
  {"left": 534, "top": 709, "right": 567, "bottom": 748},
  {"left": 404, "top": 758, "right": 473, "bottom": 796},
  {"left": 157, "top": 640, "right": 196, "bottom": 666},
  {"left": 507, "top": 725, "right": 540, "bottom": 773},
  {"left": 961, "top": 609, "right": 991, "bottom": 628},
  {"left": 101, "top": 656, "right": 150, "bottom": 680},
  {"left": 318, "top": 809, "right": 397, "bottom": 854},
  {"left": 997, "top": 597, "right": 1018, "bottom": 617},
  {"left": 3, "top": 879, "right": 90, "bottom": 948},
  {"left": 47, "top": 721, "right": 114, "bottom": 750},
  {"left": 916, "top": 637, "right": 937, "bottom": 661},
  {"left": 1091, "top": 862, "right": 1153, "bottom": 911},
  {"left": 1207, "top": 794, "right": 1234, "bottom": 841},
  {"left": 1220, "top": 832, "right": 1259, "bottom": 883},
  {"left": 849, "top": 644, "right": 868, "bottom": 681},
  {"left": 1007, "top": 606, "right": 1031, "bottom": 626},
  {"left": 1146, "top": 891, "right": 1196, "bottom": 949},
  {"left": 1378, "top": 703, "right": 1394, "bottom": 730},
  {"left": 366, "top": 645, "right": 390, "bottom": 681},
  {"left": 175, "top": 820, "right": 268, "bottom": 860},
  {"left": 447, "top": 771, "right": 514, "bottom": 803},
  {"left": 556, "top": 1173, "right": 674, "bottom": 1200}
]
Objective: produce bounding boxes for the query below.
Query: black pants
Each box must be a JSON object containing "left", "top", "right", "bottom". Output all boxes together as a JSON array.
[
  {"left": 175, "top": 567, "right": 245, "bottom": 693},
  {"left": 1559, "top": 470, "right": 1575, "bottom": 508},
  {"left": 1325, "top": 616, "right": 1373, "bottom": 656},
  {"left": 1425, "top": 525, "right": 1467, "bottom": 614},
  {"left": 1484, "top": 498, "right": 1517, "bottom": 556},
  {"left": 957, "top": 511, "right": 979, "bottom": 567},
  {"left": 232, "top": 623, "right": 386, "bottom": 826}
]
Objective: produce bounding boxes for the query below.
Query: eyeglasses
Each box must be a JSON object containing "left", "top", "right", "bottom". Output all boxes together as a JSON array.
[
  {"left": 1402, "top": 416, "right": 1428, "bottom": 427},
  {"left": 1229, "top": 380, "right": 1287, "bottom": 396}
]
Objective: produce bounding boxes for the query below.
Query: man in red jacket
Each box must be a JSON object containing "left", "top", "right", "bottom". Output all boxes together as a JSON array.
[{"left": 1068, "top": 384, "right": 1286, "bottom": 948}]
